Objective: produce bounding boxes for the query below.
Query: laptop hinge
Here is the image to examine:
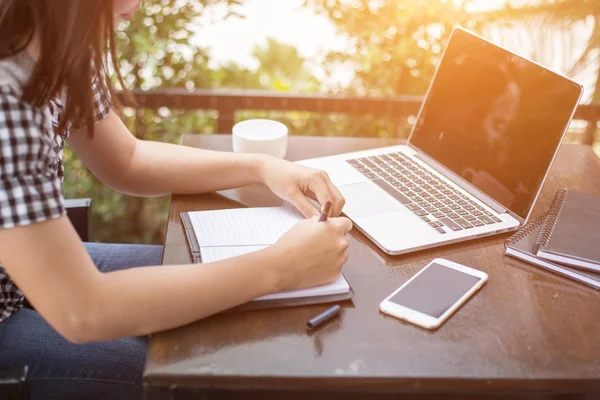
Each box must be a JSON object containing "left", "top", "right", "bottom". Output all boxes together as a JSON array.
[{"left": 408, "top": 145, "right": 522, "bottom": 223}]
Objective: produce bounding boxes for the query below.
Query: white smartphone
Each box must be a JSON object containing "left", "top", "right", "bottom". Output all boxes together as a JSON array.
[{"left": 379, "top": 258, "right": 488, "bottom": 330}]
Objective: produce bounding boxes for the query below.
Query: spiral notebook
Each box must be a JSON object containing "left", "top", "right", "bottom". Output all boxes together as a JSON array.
[
  {"left": 504, "top": 213, "right": 600, "bottom": 290},
  {"left": 533, "top": 189, "right": 600, "bottom": 272},
  {"left": 180, "top": 207, "right": 353, "bottom": 310}
]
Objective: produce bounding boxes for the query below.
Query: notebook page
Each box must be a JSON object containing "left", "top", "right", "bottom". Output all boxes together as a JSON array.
[
  {"left": 189, "top": 207, "right": 304, "bottom": 247},
  {"left": 200, "top": 243, "right": 349, "bottom": 301},
  {"left": 187, "top": 206, "right": 350, "bottom": 300},
  {"left": 257, "top": 274, "right": 349, "bottom": 301},
  {"left": 201, "top": 246, "right": 267, "bottom": 263}
]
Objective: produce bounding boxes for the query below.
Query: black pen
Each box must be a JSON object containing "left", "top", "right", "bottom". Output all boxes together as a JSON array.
[
  {"left": 318, "top": 202, "right": 332, "bottom": 222},
  {"left": 307, "top": 305, "right": 341, "bottom": 330}
]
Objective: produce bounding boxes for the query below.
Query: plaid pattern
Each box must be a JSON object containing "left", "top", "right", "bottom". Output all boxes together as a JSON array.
[{"left": 0, "top": 63, "right": 112, "bottom": 322}]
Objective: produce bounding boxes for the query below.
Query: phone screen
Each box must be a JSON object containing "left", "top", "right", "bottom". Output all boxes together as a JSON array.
[{"left": 389, "top": 262, "right": 483, "bottom": 318}]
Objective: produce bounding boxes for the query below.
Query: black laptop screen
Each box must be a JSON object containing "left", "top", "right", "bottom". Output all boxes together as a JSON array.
[{"left": 410, "top": 28, "right": 582, "bottom": 220}]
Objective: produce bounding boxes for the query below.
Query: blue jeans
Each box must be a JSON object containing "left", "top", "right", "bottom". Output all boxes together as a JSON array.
[{"left": 0, "top": 243, "right": 163, "bottom": 400}]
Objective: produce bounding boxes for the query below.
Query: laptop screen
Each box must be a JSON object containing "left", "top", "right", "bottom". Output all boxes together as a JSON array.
[{"left": 409, "top": 28, "right": 582, "bottom": 220}]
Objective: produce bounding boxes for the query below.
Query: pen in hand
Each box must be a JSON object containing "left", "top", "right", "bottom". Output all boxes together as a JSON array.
[{"left": 318, "top": 202, "right": 332, "bottom": 222}]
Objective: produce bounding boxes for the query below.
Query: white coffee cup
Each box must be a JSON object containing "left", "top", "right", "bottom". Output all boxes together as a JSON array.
[{"left": 232, "top": 119, "right": 288, "bottom": 159}]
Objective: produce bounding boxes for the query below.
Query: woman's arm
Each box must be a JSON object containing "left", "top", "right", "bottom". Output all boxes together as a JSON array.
[
  {"left": 68, "top": 112, "right": 267, "bottom": 196},
  {"left": 0, "top": 214, "right": 351, "bottom": 343},
  {"left": 68, "top": 111, "right": 345, "bottom": 218}
]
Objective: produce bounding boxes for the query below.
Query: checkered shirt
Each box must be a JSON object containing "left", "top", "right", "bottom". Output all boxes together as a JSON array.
[{"left": 0, "top": 53, "right": 111, "bottom": 321}]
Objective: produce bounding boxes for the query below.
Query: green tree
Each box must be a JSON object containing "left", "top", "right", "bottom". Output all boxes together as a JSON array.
[
  {"left": 63, "top": 1, "right": 324, "bottom": 244},
  {"left": 305, "top": 0, "right": 482, "bottom": 97},
  {"left": 252, "top": 37, "right": 320, "bottom": 92},
  {"left": 63, "top": 0, "right": 244, "bottom": 244}
]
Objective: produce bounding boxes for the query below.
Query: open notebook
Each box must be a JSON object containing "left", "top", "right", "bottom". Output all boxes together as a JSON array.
[{"left": 180, "top": 207, "right": 353, "bottom": 309}]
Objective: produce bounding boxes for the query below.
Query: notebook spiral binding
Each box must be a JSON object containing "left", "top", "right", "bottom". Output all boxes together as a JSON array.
[
  {"left": 532, "top": 188, "right": 569, "bottom": 254},
  {"left": 505, "top": 213, "right": 546, "bottom": 248}
]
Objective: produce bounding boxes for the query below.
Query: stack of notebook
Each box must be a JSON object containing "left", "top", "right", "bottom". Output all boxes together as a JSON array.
[{"left": 505, "top": 189, "right": 600, "bottom": 289}]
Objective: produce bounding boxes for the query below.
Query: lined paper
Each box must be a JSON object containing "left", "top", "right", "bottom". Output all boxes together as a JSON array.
[
  {"left": 189, "top": 207, "right": 304, "bottom": 247},
  {"left": 201, "top": 245, "right": 266, "bottom": 263},
  {"left": 187, "top": 207, "right": 350, "bottom": 301}
]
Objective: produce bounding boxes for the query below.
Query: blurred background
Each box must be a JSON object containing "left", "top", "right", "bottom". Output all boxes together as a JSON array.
[{"left": 63, "top": 0, "right": 600, "bottom": 245}]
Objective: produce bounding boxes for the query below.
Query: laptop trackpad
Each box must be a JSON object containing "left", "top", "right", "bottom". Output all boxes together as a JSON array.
[{"left": 339, "top": 182, "right": 402, "bottom": 218}]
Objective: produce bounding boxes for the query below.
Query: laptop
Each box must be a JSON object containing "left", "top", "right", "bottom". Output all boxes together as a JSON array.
[{"left": 298, "top": 27, "right": 583, "bottom": 255}]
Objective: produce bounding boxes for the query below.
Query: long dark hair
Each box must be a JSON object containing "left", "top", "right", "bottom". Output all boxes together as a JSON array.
[{"left": 0, "top": 0, "right": 127, "bottom": 135}]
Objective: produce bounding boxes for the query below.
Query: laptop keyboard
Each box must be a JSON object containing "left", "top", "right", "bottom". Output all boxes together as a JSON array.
[{"left": 346, "top": 152, "right": 502, "bottom": 234}]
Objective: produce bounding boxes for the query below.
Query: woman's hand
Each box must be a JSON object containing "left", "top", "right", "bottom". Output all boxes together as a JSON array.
[
  {"left": 270, "top": 216, "right": 353, "bottom": 291},
  {"left": 258, "top": 156, "right": 345, "bottom": 218}
]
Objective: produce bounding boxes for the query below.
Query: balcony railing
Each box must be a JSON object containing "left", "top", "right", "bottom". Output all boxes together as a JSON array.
[{"left": 120, "top": 89, "right": 600, "bottom": 145}]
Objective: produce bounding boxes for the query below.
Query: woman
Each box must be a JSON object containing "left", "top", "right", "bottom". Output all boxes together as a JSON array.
[{"left": 0, "top": 1, "right": 352, "bottom": 399}]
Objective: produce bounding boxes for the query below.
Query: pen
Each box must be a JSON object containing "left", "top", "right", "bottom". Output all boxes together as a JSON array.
[
  {"left": 318, "top": 202, "right": 332, "bottom": 222},
  {"left": 307, "top": 305, "right": 341, "bottom": 330}
]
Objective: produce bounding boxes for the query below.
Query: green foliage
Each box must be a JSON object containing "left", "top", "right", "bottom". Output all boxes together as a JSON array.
[
  {"left": 306, "top": 0, "right": 482, "bottom": 97},
  {"left": 252, "top": 38, "right": 320, "bottom": 92},
  {"left": 64, "top": 0, "right": 241, "bottom": 244},
  {"left": 63, "top": 0, "right": 326, "bottom": 244}
]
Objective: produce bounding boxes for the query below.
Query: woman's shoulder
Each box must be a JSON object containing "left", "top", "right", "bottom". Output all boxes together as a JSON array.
[
  {"left": 0, "top": 53, "right": 53, "bottom": 133},
  {"left": 0, "top": 52, "right": 34, "bottom": 96}
]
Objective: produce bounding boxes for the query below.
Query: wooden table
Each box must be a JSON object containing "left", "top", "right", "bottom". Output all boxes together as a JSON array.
[{"left": 145, "top": 135, "right": 600, "bottom": 400}]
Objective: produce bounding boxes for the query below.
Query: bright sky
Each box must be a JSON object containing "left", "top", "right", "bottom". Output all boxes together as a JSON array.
[
  {"left": 190, "top": 0, "right": 596, "bottom": 98},
  {"left": 466, "top": 0, "right": 507, "bottom": 12},
  {"left": 192, "top": 0, "right": 506, "bottom": 71},
  {"left": 192, "top": 0, "right": 344, "bottom": 70}
]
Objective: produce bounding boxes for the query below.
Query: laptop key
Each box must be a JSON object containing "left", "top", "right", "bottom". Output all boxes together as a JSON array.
[
  {"left": 447, "top": 213, "right": 460, "bottom": 219},
  {"left": 406, "top": 204, "right": 420, "bottom": 211},
  {"left": 492, "top": 216, "right": 502, "bottom": 223},
  {"left": 436, "top": 227, "right": 446, "bottom": 234},
  {"left": 454, "top": 218, "right": 474, "bottom": 229},
  {"left": 371, "top": 179, "right": 412, "bottom": 205},
  {"left": 413, "top": 210, "right": 428, "bottom": 217},
  {"left": 479, "top": 215, "right": 496, "bottom": 225},
  {"left": 464, "top": 215, "right": 477, "bottom": 221},
  {"left": 365, "top": 172, "right": 377, "bottom": 179},
  {"left": 428, "top": 222, "right": 438, "bottom": 229},
  {"left": 362, "top": 160, "right": 376, "bottom": 168},
  {"left": 421, "top": 216, "right": 431, "bottom": 223},
  {"left": 433, "top": 212, "right": 445, "bottom": 218},
  {"left": 346, "top": 159, "right": 361, "bottom": 165},
  {"left": 425, "top": 206, "right": 437, "bottom": 213},
  {"left": 457, "top": 210, "right": 469, "bottom": 216},
  {"left": 472, "top": 220, "right": 484, "bottom": 227},
  {"left": 439, "top": 217, "right": 462, "bottom": 231}
]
